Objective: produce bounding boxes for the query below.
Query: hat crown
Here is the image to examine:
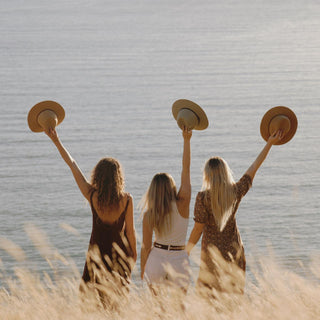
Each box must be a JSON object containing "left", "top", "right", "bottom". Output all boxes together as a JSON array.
[
  {"left": 269, "top": 115, "right": 291, "bottom": 136},
  {"left": 37, "top": 110, "right": 58, "bottom": 131},
  {"left": 177, "top": 108, "right": 199, "bottom": 130}
]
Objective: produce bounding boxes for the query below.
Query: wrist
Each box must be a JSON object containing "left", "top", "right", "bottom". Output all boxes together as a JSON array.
[
  {"left": 266, "top": 138, "right": 274, "bottom": 146},
  {"left": 52, "top": 137, "right": 60, "bottom": 145}
]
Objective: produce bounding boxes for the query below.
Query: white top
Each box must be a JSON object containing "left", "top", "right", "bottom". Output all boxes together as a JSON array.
[{"left": 154, "top": 201, "right": 189, "bottom": 246}]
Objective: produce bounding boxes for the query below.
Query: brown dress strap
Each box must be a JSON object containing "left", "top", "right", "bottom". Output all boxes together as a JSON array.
[
  {"left": 90, "top": 189, "right": 95, "bottom": 206},
  {"left": 123, "top": 195, "right": 130, "bottom": 215}
]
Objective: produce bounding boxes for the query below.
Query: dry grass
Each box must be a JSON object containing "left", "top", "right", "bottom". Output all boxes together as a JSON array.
[{"left": 0, "top": 226, "right": 319, "bottom": 319}]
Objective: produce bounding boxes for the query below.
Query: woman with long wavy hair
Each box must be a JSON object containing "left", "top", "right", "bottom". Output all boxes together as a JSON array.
[
  {"left": 140, "top": 127, "right": 192, "bottom": 291},
  {"left": 187, "top": 130, "right": 283, "bottom": 294},
  {"left": 45, "top": 128, "right": 137, "bottom": 305}
]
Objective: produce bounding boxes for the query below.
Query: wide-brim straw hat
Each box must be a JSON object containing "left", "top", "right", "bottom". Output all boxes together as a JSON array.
[
  {"left": 172, "top": 99, "right": 209, "bottom": 130},
  {"left": 28, "top": 100, "right": 65, "bottom": 132},
  {"left": 260, "top": 106, "right": 297, "bottom": 145}
]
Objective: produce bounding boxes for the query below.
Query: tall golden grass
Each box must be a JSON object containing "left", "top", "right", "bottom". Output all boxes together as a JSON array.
[{"left": 0, "top": 224, "right": 319, "bottom": 319}]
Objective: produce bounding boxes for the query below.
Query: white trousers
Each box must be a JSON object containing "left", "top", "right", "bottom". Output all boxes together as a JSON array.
[{"left": 145, "top": 247, "right": 191, "bottom": 289}]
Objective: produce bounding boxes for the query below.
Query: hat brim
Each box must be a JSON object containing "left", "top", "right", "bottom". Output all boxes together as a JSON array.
[
  {"left": 28, "top": 100, "right": 65, "bottom": 132},
  {"left": 260, "top": 106, "right": 297, "bottom": 145},
  {"left": 172, "top": 99, "right": 209, "bottom": 130}
]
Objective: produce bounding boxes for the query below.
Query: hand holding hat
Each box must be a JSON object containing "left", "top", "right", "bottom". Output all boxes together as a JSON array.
[{"left": 27, "top": 100, "right": 65, "bottom": 133}]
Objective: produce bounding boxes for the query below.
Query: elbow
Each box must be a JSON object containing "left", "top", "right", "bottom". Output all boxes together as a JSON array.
[
  {"left": 193, "top": 224, "right": 204, "bottom": 238},
  {"left": 70, "top": 158, "right": 77, "bottom": 167},
  {"left": 245, "top": 166, "right": 255, "bottom": 180},
  {"left": 132, "top": 251, "right": 137, "bottom": 262},
  {"left": 68, "top": 158, "right": 77, "bottom": 170}
]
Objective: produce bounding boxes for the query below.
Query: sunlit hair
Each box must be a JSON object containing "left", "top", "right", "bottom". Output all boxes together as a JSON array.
[
  {"left": 202, "top": 157, "right": 236, "bottom": 231},
  {"left": 141, "top": 173, "right": 177, "bottom": 236},
  {"left": 90, "top": 157, "right": 124, "bottom": 211}
]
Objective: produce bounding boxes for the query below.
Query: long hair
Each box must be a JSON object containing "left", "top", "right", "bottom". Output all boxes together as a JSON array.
[
  {"left": 202, "top": 157, "right": 236, "bottom": 231},
  {"left": 141, "top": 173, "right": 177, "bottom": 236},
  {"left": 90, "top": 157, "right": 124, "bottom": 211}
]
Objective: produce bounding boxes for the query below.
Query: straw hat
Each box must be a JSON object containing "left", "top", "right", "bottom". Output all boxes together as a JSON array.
[
  {"left": 172, "top": 99, "right": 209, "bottom": 130},
  {"left": 28, "top": 100, "right": 65, "bottom": 132},
  {"left": 260, "top": 106, "right": 297, "bottom": 145}
]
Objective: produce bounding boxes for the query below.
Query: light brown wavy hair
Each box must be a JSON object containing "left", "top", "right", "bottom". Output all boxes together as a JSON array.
[
  {"left": 202, "top": 157, "right": 236, "bottom": 231},
  {"left": 90, "top": 157, "right": 124, "bottom": 211},
  {"left": 141, "top": 173, "right": 177, "bottom": 236}
]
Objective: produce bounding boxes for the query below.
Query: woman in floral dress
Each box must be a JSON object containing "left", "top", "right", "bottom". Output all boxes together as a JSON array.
[{"left": 187, "top": 130, "right": 283, "bottom": 294}]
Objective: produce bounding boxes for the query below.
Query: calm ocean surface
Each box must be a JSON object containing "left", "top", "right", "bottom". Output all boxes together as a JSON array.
[{"left": 0, "top": 0, "right": 319, "bottom": 286}]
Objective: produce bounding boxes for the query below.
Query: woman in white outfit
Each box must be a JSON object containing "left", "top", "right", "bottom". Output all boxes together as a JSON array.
[{"left": 140, "top": 127, "right": 192, "bottom": 290}]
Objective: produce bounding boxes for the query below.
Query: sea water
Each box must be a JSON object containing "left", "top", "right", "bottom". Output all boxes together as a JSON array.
[{"left": 0, "top": 0, "right": 319, "bottom": 317}]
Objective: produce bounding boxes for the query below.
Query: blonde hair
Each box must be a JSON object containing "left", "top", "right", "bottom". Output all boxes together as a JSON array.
[
  {"left": 90, "top": 157, "right": 124, "bottom": 211},
  {"left": 141, "top": 173, "right": 177, "bottom": 236},
  {"left": 202, "top": 157, "right": 236, "bottom": 231}
]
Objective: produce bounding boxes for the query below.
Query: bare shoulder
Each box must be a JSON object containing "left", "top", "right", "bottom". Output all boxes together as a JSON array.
[
  {"left": 126, "top": 192, "right": 133, "bottom": 201},
  {"left": 120, "top": 193, "right": 133, "bottom": 216},
  {"left": 124, "top": 192, "right": 133, "bottom": 206}
]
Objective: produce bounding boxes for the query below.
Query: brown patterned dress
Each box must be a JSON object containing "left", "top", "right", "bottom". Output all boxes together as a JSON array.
[{"left": 194, "top": 174, "right": 252, "bottom": 291}]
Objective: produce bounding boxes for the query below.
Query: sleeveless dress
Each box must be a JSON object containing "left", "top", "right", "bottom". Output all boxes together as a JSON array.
[
  {"left": 145, "top": 201, "right": 190, "bottom": 289},
  {"left": 194, "top": 174, "right": 252, "bottom": 292},
  {"left": 81, "top": 191, "right": 133, "bottom": 288}
]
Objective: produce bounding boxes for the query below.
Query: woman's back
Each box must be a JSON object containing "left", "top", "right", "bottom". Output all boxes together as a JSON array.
[
  {"left": 154, "top": 201, "right": 189, "bottom": 246},
  {"left": 91, "top": 192, "right": 129, "bottom": 224},
  {"left": 140, "top": 128, "right": 192, "bottom": 284}
]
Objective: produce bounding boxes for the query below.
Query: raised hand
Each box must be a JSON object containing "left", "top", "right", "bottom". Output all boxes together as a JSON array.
[
  {"left": 45, "top": 127, "right": 59, "bottom": 143},
  {"left": 268, "top": 129, "right": 284, "bottom": 145},
  {"left": 182, "top": 126, "right": 192, "bottom": 140}
]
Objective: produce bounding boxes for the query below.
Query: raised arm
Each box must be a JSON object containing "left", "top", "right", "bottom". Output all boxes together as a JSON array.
[
  {"left": 176, "top": 127, "right": 192, "bottom": 218},
  {"left": 245, "top": 130, "right": 283, "bottom": 181},
  {"left": 140, "top": 214, "right": 153, "bottom": 280},
  {"left": 45, "top": 128, "right": 92, "bottom": 201},
  {"left": 124, "top": 195, "right": 137, "bottom": 262}
]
